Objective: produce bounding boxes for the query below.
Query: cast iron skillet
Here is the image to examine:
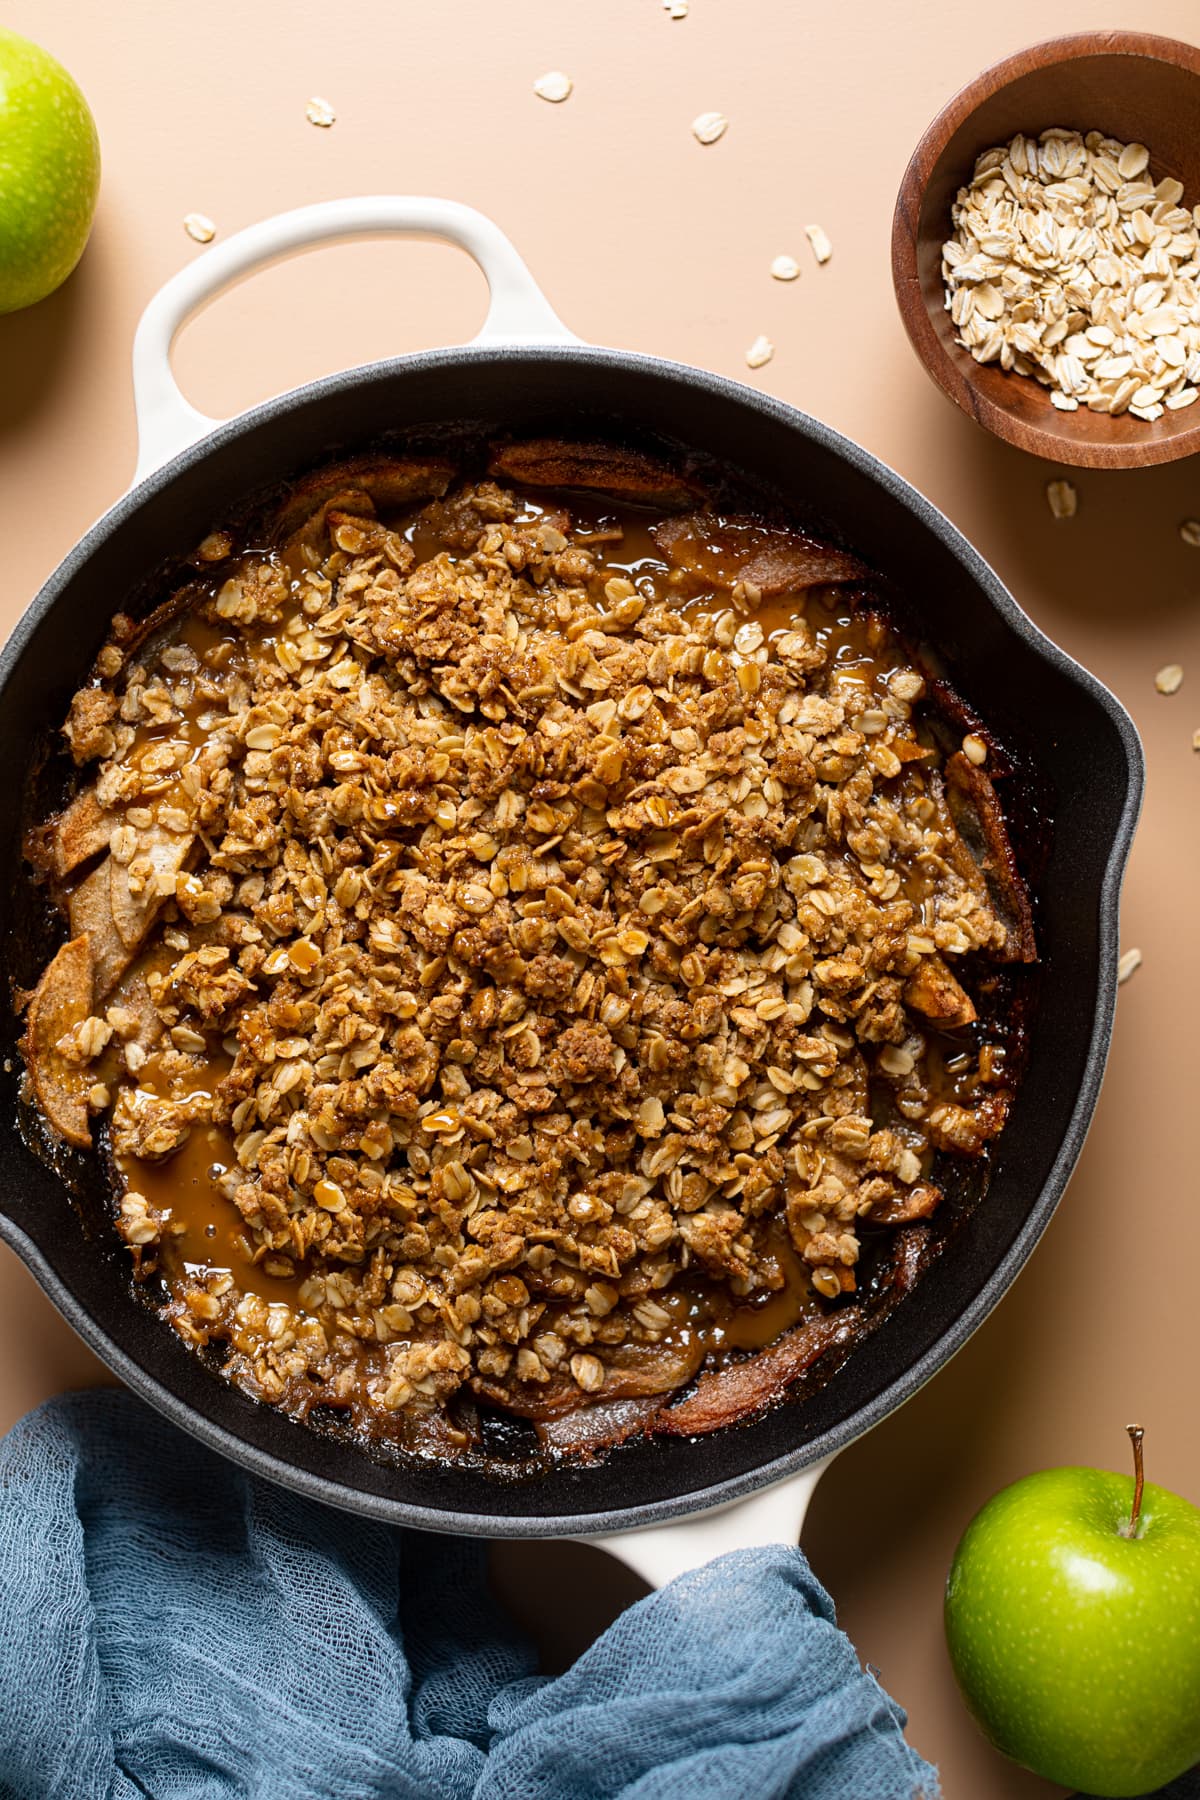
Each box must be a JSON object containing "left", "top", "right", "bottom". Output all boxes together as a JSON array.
[{"left": 0, "top": 200, "right": 1142, "bottom": 1554}]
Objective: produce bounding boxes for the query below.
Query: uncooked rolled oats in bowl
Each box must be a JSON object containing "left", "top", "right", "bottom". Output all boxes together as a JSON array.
[
  {"left": 892, "top": 31, "right": 1200, "bottom": 467},
  {"left": 18, "top": 437, "right": 1038, "bottom": 1469},
  {"left": 942, "top": 128, "right": 1200, "bottom": 423}
]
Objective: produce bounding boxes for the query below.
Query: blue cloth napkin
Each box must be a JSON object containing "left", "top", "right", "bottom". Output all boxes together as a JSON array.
[{"left": 0, "top": 1389, "right": 938, "bottom": 1800}]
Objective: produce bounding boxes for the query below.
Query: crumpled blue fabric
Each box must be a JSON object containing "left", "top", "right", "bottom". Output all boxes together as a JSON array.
[{"left": 0, "top": 1389, "right": 939, "bottom": 1800}]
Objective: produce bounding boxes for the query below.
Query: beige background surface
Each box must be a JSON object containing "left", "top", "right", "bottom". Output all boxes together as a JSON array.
[{"left": 2, "top": 2, "right": 1199, "bottom": 1794}]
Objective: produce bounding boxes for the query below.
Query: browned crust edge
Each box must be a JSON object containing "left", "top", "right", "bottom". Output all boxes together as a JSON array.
[
  {"left": 487, "top": 438, "right": 709, "bottom": 508},
  {"left": 944, "top": 751, "right": 1038, "bottom": 963},
  {"left": 21, "top": 933, "right": 95, "bottom": 1148},
  {"left": 270, "top": 455, "right": 457, "bottom": 543}
]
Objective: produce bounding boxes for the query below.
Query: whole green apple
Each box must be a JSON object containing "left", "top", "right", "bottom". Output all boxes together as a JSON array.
[
  {"left": 945, "top": 1428, "right": 1200, "bottom": 1797},
  {"left": 0, "top": 27, "right": 100, "bottom": 313}
]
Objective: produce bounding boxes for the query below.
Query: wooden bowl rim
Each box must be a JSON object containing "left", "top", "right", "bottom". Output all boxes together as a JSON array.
[{"left": 891, "top": 29, "right": 1200, "bottom": 469}]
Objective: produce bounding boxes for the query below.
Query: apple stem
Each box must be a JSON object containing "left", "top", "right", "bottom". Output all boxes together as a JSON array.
[{"left": 1123, "top": 1423, "right": 1145, "bottom": 1538}]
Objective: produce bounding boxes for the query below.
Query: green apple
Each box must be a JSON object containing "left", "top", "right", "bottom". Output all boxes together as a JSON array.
[
  {"left": 0, "top": 27, "right": 100, "bottom": 313},
  {"left": 945, "top": 1428, "right": 1200, "bottom": 1797}
]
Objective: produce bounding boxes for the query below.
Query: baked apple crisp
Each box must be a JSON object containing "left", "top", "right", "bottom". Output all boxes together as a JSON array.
[{"left": 20, "top": 443, "right": 1035, "bottom": 1459}]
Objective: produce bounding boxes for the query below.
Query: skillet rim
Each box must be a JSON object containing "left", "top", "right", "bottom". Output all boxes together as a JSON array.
[{"left": 0, "top": 342, "right": 1144, "bottom": 1536}]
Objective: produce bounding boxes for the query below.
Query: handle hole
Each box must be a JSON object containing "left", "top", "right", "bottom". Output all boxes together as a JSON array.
[
  {"left": 489, "top": 1541, "right": 649, "bottom": 1670},
  {"left": 171, "top": 238, "right": 490, "bottom": 418}
]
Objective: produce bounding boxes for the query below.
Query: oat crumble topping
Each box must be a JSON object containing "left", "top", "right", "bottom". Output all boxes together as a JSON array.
[{"left": 21, "top": 448, "right": 1034, "bottom": 1455}]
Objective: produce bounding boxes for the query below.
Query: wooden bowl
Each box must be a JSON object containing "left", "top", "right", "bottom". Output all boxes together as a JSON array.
[{"left": 892, "top": 31, "right": 1200, "bottom": 469}]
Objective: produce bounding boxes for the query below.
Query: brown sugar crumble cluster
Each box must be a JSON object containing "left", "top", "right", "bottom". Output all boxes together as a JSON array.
[{"left": 20, "top": 445, "right": 1035, "bottom": 1458}]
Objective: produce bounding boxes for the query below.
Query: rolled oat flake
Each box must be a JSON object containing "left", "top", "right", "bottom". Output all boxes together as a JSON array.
[
  {"left": 1117, "top": 947, "right": 1143, "bottom": 984},
  {"left": 1046, "top": 480, "right": 1077, "bottom": 519},
  {"left": 534, "top": 70, "right": 573, "bottom": 103},
  {"left": 692, "top": 111, "right": 727, "bottom": 146},
  {"left": 805, "top": 224, "right": 832, "bottom": 265}
]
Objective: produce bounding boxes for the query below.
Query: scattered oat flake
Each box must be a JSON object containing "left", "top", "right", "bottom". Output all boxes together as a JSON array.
[
  {"left": 1117, "top": 947, "right": 1142, "bottom": 984},
  {"left": 692, "top": 111, "right": 727, "bottom": 146},
  {"left": 1046, "top": 479, "right": 1077, "bottom": 519},
  {"left": 1181, "top": 519, "right": 1200, "bottom": 547},
  {"left": 1192, "top": 727, "right": 1200, "bottom": 751},
  {"left": 662, "top": 0, "right": 688, "bottom": 15},
  {"left": 183, "top": 213, "right": 215, "bottom": 244},
  {"left": 306, "top": 96, "right": 336, "bottom": 127},
  {"left": 771, "top": 254, "right": 801, "bottom": 282},
  {"left": 805, "top": 224, "right": 832, "bottom": 265},
  {"left": 1155, "top": 662, "right": 1184, "bottom": 695},
  {"left": 745, "top": 335, "right": 774, "bottom": 369},
  {"left": 534, "top": 70, "right": 573, "bottom": 103}
]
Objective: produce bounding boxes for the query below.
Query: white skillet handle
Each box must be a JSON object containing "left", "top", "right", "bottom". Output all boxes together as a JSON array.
[
  {"left": 578, "top": 1454, "right": 836, "bottom": 1588},
  {"left": 131, "top": 195, "right": 578, "bottom": 485}
]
